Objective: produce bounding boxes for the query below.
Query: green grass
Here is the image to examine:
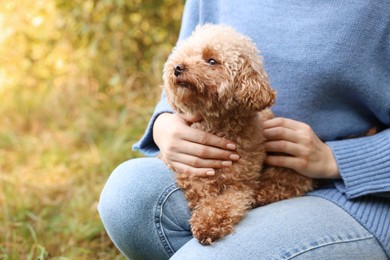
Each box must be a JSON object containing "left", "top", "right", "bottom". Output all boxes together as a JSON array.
[
  {"left": 0, "top": 1, "right": 183, "bottom": 257},
  {"left": 0, "top": 79, "right": 159, "bottom": 259}
]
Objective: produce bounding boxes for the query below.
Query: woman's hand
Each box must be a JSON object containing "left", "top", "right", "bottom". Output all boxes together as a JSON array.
[
  {"left": 153, "top": 113, "right": 239, "bottom": 177},
  {"left": 263, "top": 117, "right": 340, "bottom": 179}
]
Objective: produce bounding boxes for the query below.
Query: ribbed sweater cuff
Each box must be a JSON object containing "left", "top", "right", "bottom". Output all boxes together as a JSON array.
[
  {"left": 132, "top": 93, "right": 173, "bottom": 156},
  {"left": 326, "top": 129, "right": 390, "bottom": 199}
]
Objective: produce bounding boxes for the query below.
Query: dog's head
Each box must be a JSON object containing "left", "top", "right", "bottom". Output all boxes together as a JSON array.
[{"left": 163, "top": 24, "right": 275, "bottom": 118}]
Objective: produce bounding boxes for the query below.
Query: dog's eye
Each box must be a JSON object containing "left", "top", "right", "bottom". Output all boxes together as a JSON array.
[{"left": 207, "top": 58, "right": 218, "bottom": 65}]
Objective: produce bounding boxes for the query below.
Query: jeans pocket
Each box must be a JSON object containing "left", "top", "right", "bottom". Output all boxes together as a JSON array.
[{"left": 155, "top": 184, "right": 192, "bottom": 256}]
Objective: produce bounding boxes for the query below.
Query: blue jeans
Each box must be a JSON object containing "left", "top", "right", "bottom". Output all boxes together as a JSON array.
[{"left": 98, "top": 158, "right": 387, "bottom": 259}]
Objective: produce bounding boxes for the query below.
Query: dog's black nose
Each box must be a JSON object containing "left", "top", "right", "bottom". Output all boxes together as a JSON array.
[{"left": 174, "top": 64, "right": 185, "bottom": 77}]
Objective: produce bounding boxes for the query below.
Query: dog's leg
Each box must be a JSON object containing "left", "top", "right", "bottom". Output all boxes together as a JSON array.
[
  {"left": 255, "top": 167, "right": 314, "bottom": 206},
  {"left": 190, "top": 186, "right": 255, "bottom": 245}
]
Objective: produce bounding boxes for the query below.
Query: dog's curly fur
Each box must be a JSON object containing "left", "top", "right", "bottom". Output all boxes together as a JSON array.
[{"left": 161, "top": 24, "right": 314, "bottom": 245}]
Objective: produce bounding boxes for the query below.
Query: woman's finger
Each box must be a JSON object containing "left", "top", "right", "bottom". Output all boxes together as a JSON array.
[
  {"left": 170, "top": 161, "right": 216, "bottom": 177},
  {"left": 264, "top": 140, "right": 302, "bottom": 157},
  {"left": 263, "top": 126, "right": 300, "bottom": 143},
  {"left": 177, "top": 113, "right": 203, "bottom": 123},
  {"left": 263, "top": 117, "right": 309, "bottom": 131},
  {"left": 181, "top": 126, "right": 237, "bottom": 151},
  {"left": 170, "top": 141, "right": 239, "bottom": 161},
  {"left": 168, "top": 152, "right": 233, "bottom": 169},
  {"left": 265, "top": 154, "right": 308, "bottom": 174}
]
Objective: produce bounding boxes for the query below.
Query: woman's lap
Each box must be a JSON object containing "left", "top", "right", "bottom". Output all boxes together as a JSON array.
[
  {"left": 171, "top": 197, "right": 385, "bottom": 260},
  {"left": 98, "top": 157, "right": 182, "bottom": 259},
  {"left": 98, "top": 158, "right": 387, "bottom": 260}
]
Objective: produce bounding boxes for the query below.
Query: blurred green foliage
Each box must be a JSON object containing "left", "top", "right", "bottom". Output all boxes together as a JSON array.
[
  {"left": 0, "top": 0, "right": 183, "bottom": 91},
  {"left": 54, "top": 0, "right": 184, "bottom": 90},
  {"left": 0, "top": 0, "right": 184, "bottom": 258}
]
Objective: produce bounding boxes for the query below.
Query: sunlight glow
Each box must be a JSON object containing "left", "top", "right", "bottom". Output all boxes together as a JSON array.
[
  {"left": 0, "top": 14, "right": 13, "bottom": 44},
  {"left": 32, "top": 16, "right": 44, "bottom": 27}
]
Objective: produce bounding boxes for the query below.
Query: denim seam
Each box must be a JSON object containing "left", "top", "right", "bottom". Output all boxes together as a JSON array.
[
  {"left": 167, "top": 195, "right": 187, "bottom": 230},
  {"left": 286, "top": 235, "right": 375, "bottom": 260},
  {"left": 155, "top": 183, "right": 181, "bottom": 257},
  {"left": 308, "top": 193, "right": 389, "bottom": 258}
]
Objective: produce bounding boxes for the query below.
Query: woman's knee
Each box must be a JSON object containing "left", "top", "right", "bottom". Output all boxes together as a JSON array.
[
  {"left": 98, "top": 157, "right": 176, "bottom": 259},
  {"left": 98, "top": 158, "right": 171, "bottom": 216}
]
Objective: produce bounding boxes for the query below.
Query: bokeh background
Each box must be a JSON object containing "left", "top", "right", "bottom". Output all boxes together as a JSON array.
[{"left": 0, "top": 0, "right": 184, "bottom": 258}]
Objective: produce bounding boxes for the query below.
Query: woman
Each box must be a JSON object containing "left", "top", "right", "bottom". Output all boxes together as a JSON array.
[{"left": 98, "top": 1, "right": 390, "bottom": 259}]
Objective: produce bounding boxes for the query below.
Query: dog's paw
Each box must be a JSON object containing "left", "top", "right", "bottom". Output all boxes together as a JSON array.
[
  {"left": 191, "top": 212, "right": 235, "bottom": 245},
  {"left": 192, "top": 223, "right": 234, "bottom": 245}
]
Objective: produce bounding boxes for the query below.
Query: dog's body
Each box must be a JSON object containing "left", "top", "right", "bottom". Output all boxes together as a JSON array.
[{"left": 161, "top": 24, "right": 314, "bottom": 245}]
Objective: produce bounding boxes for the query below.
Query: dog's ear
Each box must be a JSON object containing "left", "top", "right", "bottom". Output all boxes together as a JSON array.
[{"left": 235, "top": 58, "right": 276, "bottom": 111}]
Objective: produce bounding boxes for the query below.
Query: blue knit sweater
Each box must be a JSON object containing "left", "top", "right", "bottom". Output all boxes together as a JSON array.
[{"left": 133, "top": 1, "right": 390, "bottom": 256}]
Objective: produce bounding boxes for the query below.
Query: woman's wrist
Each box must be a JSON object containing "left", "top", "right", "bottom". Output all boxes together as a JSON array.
[
  {"left": 153, "top": 112, "right": 173, "bottom": 148},
  {"left": 323, "top": 144, "right": 340, "bottom": 179}
]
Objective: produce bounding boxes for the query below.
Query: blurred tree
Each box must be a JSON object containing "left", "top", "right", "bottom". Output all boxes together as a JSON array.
[
  {"left": 0, "top": 0, "right": 185, "bottom": 141},
  {"left": 54, "top": 0, "right": 184, "bottom": 91},
  {"left": 0, "top": 0, "right": 184, "bottom": 93},
  {"left": 0, "top": 0, "right": 184, "bottom": 258}
]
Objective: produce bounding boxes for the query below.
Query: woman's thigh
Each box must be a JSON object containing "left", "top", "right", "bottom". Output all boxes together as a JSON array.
[
  {"left": 171, "top": 196, "right": 387, "bottom": 260},
  {"left": 98, "top": 157, "right": 191, "bottom": 260},
  {"left": 99, "top": 160, "right": 386, "bottom": 260}
]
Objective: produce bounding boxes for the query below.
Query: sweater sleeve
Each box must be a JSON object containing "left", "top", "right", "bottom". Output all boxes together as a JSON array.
[
  {"left": 132, "top": 0, "right": 200, "bottom": 156},
  {"left": 132, "top": 92, "right": 173, "bottom": 156},
  {"left": 326, "top": 128, "right": 390, "bottom": 199}
]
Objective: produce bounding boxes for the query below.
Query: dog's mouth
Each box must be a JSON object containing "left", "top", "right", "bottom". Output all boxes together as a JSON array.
[{"left": 175, "top": 79, "right": 197, "bottom": 90}]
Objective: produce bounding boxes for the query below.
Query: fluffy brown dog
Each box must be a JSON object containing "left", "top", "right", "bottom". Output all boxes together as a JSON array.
[{"left": 161, "top": 24, "right": 314, "bottom": 245}]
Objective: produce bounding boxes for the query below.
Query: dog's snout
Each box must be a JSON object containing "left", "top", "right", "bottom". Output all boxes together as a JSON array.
[{"left": 174, "top": 64, "right": 185, "bottom": 77}]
